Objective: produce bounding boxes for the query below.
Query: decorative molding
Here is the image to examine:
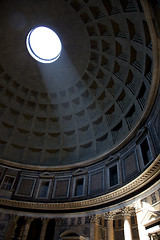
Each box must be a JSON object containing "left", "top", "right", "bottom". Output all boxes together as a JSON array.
[
  {"left": 106, "top": 154, "right": 120, "bottom": 165},
  {"left": 120, "top": 207, "right": 133, "bottom": 216},
  {"left": 24, "top": 216, "right": 34, "bottom": 224},
  {"left": 90, "top": 215, "right": 101, "bottom": 224},
  {"left": 9, "top": 214, "right": 19, "bottom": 223},
  {"left": 0, "top": 155, "right": 159, "bottom": 211},
  {"left": 73, "top": 169, "right": 88, "bottom": 176},
  {"left": 40, "top": 218, "right": 49, "bottom": 224},
  {"left": 39, "top": 172, "right": 54, "bottom": 178},
  {"left": 104, "top": 211, "right": 116, "bottom": 220},
  {"left": 55, "top": 218, "right": 62, "bottom": 226}
]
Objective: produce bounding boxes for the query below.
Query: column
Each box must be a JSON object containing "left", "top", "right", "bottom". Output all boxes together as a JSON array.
[
  {"left": 18, "top": 223, "right": 25, "bottom": 240},
  {"left": 121, "top": 207, "right": 133, "bottom": 240},
  {"left": 22, "top": 217, "right": 33, "bottom": 240},
  {"left": 104, "top": 211, "right": 115, "bottom": 240},
  {"left": 4, "top": 214, "right": 19, "bottom": 240},
  {"left": 39, "top": 218, "right": 49, "bottom": 240},
  {"left": 90, "top": 215, "right": 101, "bottom": 240}
]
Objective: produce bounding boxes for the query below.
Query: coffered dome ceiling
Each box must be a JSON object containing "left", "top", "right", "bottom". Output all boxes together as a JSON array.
[{"left": 0, "top": 0, "right": 154, "bottom": 167}]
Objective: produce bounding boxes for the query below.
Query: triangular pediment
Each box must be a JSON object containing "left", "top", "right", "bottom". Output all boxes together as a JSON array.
[
  {"left": 149, "top": 214, "right": 156, "bottom": 221},
  {"left": 107, "top": 154, "right": 120, "bottom": 163},
  {"left": 73, "top": 169, "right": 87, "bottom": 176},
  {"left": 141, "top": 210, "right": 160, "bottom": 225},
  {"left": 39, "top": 172, "right": 54, "bottom": 178}
]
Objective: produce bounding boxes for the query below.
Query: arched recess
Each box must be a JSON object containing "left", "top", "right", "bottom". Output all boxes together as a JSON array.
[{"left": 60, "top": 230, "right": 85, "bottom": 240}]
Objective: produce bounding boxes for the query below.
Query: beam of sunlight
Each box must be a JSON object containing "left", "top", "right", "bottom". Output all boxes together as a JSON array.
[{"left": 37, "top": 48, "right": 81, "bottom": 94}]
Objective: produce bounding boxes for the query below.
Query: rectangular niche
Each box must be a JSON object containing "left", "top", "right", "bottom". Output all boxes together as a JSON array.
[
  {"left": 15, "top": 176, "right": 36, "bottom": 197},
  {"left": 139, "top": 137, "right": 153, "bottom": 167},
  {"left": 73, "top": 176, "right": 85, "bottom": 197},
  {"left": 108, "top": 163, "right": 119, "bottom": 188},
  {"left": 122, "top": 150, "right": 140, "bottom": 181},
  {"left": 52, "top": 178, "right": 71, "bottom": 199},
  {"left": 36, "top": 179, "right": 51, "bottom": 199}
]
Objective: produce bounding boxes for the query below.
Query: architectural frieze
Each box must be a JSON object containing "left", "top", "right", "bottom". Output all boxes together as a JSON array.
[{"left": 0, "top": 155, "right": 159, "bottom": 211}]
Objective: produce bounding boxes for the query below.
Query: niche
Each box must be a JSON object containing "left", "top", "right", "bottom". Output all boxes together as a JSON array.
[
  {"left": 109, "top": 164, "right": 118, "bottom": 187},
  {"left": 140, "top": 138, "right": 152, "bottom": 166},
  {"left": 74, "top": 178, "right": 84, "bottom": 197}
]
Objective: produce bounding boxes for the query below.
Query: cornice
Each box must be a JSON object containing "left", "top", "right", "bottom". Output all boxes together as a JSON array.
[{"left": 0, "top": 155, "right": 159, "bottom": 212}]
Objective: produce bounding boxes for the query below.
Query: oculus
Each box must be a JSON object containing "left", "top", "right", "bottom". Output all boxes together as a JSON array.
[{"left": 26, "top": 26, "right": 62, "bottom": 63}]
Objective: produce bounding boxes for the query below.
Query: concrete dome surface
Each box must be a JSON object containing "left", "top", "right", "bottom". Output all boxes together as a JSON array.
[{"left": 0, "top": 0, "right": 154, "bottom": 167}]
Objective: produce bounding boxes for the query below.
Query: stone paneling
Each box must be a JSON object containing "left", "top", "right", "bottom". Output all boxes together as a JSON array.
[
  {"left": 122, "top": 151, "right": 139, "bottom": 181},
  {"left": 15, "top": 177, "right": 36, "bottom": 197},
  {"left": 53, "top": 179, "right": 70, "bottom": 198},
  {"left": 89, "top": 169, "right": 104, "bottom": 194}
]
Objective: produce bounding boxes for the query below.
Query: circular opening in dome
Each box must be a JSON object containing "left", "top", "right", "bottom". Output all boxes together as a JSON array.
[{"left": 26, "top": 26, "right": 62, "bottom": 63}]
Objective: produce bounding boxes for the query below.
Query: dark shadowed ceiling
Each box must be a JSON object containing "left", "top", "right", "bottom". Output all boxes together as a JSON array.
[{"left": 0, "top": 0, "right": 153, "bottom": 166}]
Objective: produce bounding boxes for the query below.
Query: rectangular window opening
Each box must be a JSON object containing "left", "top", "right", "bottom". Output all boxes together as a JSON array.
[
  {"left": 109, "top": 165, "right": 118, "bottom": 187},
  {"left": 75, "top": 178, "right": 84, "bottom": 196},
  {"left": 140, "top": 138, "right": 152, "bottom": 165},
  {"left": 38, "top": 181, "right": 50, "bottom": 198}
]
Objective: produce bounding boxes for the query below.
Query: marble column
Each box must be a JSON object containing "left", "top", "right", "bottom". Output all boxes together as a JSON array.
[
  {"left": 22, "top": 217, "right": 34, "bottom": 240},
  {"left": 4, "top": 214, "right": 19, "bottom": 240},
  {"left": 90, "top": 215, "right": 101, "bottom": 240},
  {"left": 39, "top": 218, "right": 49, "bottom": 240},
  {"left": 104, "top": 211, "right": 115, "bottom": 240},
  {"left": 121, "top": 207, "right": 133, "bottom": 240}
]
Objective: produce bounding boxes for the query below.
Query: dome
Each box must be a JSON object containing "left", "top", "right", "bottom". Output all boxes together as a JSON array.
[
  {"left": 0, "top": 0, "right": 155, "bottom": 168},
  {"left": 0, "top": 1, "right": 160, "bottom": 240}
]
